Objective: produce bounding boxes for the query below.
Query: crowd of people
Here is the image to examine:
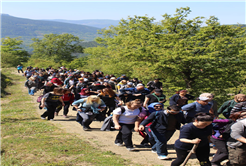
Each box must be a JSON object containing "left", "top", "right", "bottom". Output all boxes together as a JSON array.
[{"left": 21, "top": 65, "right": 246, "bottom": 166}]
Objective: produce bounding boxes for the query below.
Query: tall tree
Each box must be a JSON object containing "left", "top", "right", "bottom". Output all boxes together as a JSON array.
[
  {"left": 85, "top": 7, "right": 246, "bottom": 101},
  {"left": 1, "top": 37, "right": 29, "bottom": 63},
  {"left": 30, "top": 33, "right": 84, "bottom": 63}
]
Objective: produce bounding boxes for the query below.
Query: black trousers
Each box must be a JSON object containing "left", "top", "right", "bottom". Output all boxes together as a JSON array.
[
  {"left": 18, "top": 69, "right": 23, "bottom": 73},
  {"left": 41, "top": 103, "right": 58, "bottom": 120},
  {"left": 106, "top": 105, "right": 116, "bottom": 116},
  {"left": 211, "top": 137, "right": 228, "bottom": 166},
  {"left": 115, "top": 123, "right": 135, "bottom": 148},
  {"left": 171, "top": 145, "right": 211, "bottom": 166},
  {"left": 55, "top": 101, "right": 70, "bottom": 115}
]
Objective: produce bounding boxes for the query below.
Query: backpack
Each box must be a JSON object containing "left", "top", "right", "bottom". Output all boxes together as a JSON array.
[
  {"left": 120, "top": 106, "right": 142, "bottom": 114},
  {"left": 149, "top": 111, "right": 161, "bottom": 129},
  {"left": 221, "top": 121, "right": 235, "bottom": 141}
]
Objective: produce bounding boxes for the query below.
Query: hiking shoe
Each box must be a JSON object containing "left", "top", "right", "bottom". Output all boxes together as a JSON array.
[
  {"left": 158, "top": 155, "right": 169, "bottom": 160},
  {"left": 127, "top": 148, "right": 135, "bottom": 151},
  {"left": 41, "top": 117, "right": 46, "bottom": 120},
  {"left": 151, "top": 150, "right": 157, "bottom": 153},
  {"left": 115, "top": 143, "right": 123, "bottom": 147},
  {"left": 83, "top": 127, "right": 89, "bottom": 131},
  {"left": 142, "top": 143, "right": 150, "bottom": 147}
]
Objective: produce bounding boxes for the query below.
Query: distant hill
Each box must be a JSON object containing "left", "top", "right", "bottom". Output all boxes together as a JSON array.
[
  {"left": 44, "top": 19, "right": 120, "bottom": 29},
  {"left": 1, "top": 14, "right": 102, "bottom": 52}
]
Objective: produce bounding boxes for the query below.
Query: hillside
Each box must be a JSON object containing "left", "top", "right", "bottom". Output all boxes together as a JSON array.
[
  {"left": 44, "top": 19, "right": 120, "bottom": 29},
  {"left": 1, "top": 14, "right": 102, "bottom": 51}
]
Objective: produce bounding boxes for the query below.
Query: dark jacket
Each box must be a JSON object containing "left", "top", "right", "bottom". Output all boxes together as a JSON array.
[
  {"left": 120, "top": 87, "right": 150, "bottom": 102},
  {"left": 140, "top": 110, "right": 186, "bottom": 132},
  {"left": 169, "top": 93, "right": 194, "bottom": 107}
]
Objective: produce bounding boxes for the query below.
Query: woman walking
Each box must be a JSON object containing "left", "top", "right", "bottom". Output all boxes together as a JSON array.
[
  {"left": 113, "top": 99, "right": 146, "bottom": 151},
  {"left": 40, "top": 87, "right": 65, "bottom": 120},
  {"left": 72, "top": 95, "right": 106, "bottom": 131}
]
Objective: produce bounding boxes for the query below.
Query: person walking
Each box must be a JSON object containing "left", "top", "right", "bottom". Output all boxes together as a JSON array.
[{"left": 171, "top": 113, "right": 214, "bottom": 166}]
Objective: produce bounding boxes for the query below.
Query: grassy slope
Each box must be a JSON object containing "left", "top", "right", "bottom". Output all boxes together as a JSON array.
[{"left": 1, "top": 68, "right": 131, "bottom": 166}]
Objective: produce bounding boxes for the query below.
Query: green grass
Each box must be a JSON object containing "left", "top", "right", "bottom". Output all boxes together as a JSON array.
[{"left": 1, "top": 68, "right": 131, "bottom": 166}]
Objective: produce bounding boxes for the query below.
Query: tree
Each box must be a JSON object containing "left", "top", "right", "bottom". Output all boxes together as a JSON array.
[
  {"left": 1, "top": 52, "right": 20, "bottom": 68},
  {"left": 85, "top": 7, "right": 246, "bottom": 103},
  {"left": 63, "top": 56, "right": 88, "bottom": 70},
  {"left": 30, "top": 33, "right": 84, "bottom": 63},
  {"left": 1, "top": 37, "right": 29, "bottom": 63}
]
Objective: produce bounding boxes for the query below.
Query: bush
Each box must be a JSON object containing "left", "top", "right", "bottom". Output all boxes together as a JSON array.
[
  {"left": 1, "top": 73, "right": 12, "bottom": 97},
  {"left": 1, "top": 52, "right": 20, "bottom": 68}
]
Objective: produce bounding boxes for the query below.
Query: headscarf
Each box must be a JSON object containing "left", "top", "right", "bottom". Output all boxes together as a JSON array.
[
  {"left": 147, "top": 102, "right": 164, "bottom": 114},
  {"left": 79, "top": 88, "right": 90, "bottom": 96}
]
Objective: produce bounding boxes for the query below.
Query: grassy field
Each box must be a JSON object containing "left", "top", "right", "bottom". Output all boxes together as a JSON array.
[{"left": 1, "top": 68, "right": 132, "bottom": 166}]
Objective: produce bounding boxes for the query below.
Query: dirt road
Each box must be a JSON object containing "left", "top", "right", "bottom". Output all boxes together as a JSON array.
[{"left": 21, "top": 75, "right": 215, "bottom": 165}]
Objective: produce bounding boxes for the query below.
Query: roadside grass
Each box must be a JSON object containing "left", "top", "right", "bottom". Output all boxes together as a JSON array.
[{"left": 1, "top": 68, "right": 132, "bottom": 166}]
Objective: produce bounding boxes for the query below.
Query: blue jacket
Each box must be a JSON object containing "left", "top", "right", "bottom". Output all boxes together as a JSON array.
[
  {"left": 181, "top": 101, "right": 211, "bottom": 118},
  {"left": 140, "top": 110, "right": 186, "bottom": 131},
  {"left": 72, "top": 98, "right": 106, "bottom": 114}
]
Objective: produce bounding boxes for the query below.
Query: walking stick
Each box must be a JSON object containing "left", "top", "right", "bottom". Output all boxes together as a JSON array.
[{"left": 181, "top": 143, "right": 199, "bottom": 166}]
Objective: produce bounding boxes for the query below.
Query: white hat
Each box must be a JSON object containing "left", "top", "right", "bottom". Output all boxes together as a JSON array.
[
  {"left": 198, "top": 97, "right": 209, "bottom": 101},
  {"left": 199, "top": 93, "right": 213, "bottom": 98},
  {"left": 136, "top": 83, "right": 144, "bottom": 87},
  {"left": 110, "top": 77, "right": 116, "bottom": 80}
]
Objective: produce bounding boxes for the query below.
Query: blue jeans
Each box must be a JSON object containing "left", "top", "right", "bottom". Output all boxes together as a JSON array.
[
  {"left": 28, "top": 88, "right": 36, "bottom": 95},
  {"left": 151, "top": 129, "right": 176, "bottom": 156},
  {"left": 77, "top": 111, "right": 97, "bottom": 128}
]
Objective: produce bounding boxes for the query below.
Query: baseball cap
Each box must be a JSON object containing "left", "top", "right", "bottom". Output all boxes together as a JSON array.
[
  {"left": 127, "top": 82, "right": 133, "bottom": 86},
  {"left": 136, "top": 83, "right": 144, "bottom": 87},
  {"left": 198, "top": 97, "right": 209, "bottom": 101}
]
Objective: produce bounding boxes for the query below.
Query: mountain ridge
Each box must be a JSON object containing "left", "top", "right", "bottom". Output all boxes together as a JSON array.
[
  {"left": 1, "top": 14, "right": 103, "bottom": 52},
  {"left": 42, "top": 19, "right": 120, "bottom": 29}
]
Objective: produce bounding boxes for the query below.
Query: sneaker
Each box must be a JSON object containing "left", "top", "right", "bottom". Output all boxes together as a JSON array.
[
  {"left": 158, "top": 155, "right": 169, "bottom": 160},
  {"left": 41, "top": 117, "right": 46, "bottom": 120},
  {"left": 54, "top": 112, "right": 58, "bottom": 116},
  {"left": 127, "top": 148, "right": 135, "bottom": 151},
  {"left": 115, "top": 143, "right": 123, "bottom": 147},
  {"left": 83, "top": 127, "right": 89, "bottom": 131},
  {"left": 49, "top": 119, "right": 54, "bottom": 121},
  {"left": 63, "top": 115, "right": 68, "bottom": 118},
  {"left": 151, "top": 150, "right": 157, "bottom": 153}
]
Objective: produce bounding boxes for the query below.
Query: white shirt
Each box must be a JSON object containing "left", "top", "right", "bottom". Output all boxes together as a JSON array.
[{"left": 113, "top": 106, "right": 140, "bottom": 124}]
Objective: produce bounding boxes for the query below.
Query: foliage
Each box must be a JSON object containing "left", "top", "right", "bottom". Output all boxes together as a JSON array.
[
  {"left": 1, "top": 52, "right": 21, "bottom": 68},
  {"left": 84, "top": 7, "right": 246, "bottom": 104},
  {"left": 24, "top": 58, "right": 61, "bottom": 69},
  {"left": 62, "top": 56, "right": 89, "bottom": 70},
  {"left": 30, "top": 33, "right": 84, "bottom": 63},
  {"left": 81, "top": 41, "right": 101, "bottom": 48},
  {"left": 1, "top": 37, "right": 29, "bottom": 63},
  {"left": 1, "top": 72, "right": 12, "bottom": 97}
]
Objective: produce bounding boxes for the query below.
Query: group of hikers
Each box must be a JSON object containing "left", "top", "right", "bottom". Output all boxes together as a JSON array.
[{"left": 21, "top": 65, "right": 246, "bottom": 166}]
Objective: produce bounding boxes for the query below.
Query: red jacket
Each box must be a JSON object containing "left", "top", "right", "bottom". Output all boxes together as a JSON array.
[{"left": 62, "top": 93, "right": 75, "bottom": 104}]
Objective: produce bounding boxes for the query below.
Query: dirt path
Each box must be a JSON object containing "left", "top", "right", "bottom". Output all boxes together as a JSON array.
[{"left": 19, "top": 73, "right": 216, "bottom": 166}]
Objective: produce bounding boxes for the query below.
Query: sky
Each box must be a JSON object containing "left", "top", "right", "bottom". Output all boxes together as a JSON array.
[{"left": 1, "top": 0, "right": 245, "bottom": 25}]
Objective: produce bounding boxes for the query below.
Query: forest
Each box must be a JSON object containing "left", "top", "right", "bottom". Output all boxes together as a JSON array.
[{"left": 2, "top": 7, "right": 246, "bottom": 104}]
